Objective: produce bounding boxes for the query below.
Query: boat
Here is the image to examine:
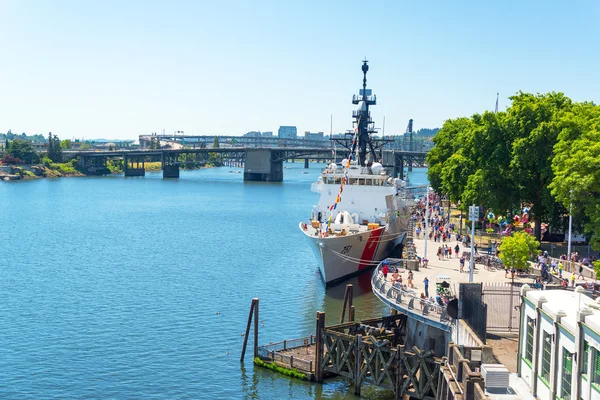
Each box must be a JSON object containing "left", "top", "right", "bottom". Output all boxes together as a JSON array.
[{"left": 299, "top": 60, "right": 413, "bottom": 286}]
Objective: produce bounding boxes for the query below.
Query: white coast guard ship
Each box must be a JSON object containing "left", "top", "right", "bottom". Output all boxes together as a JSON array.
[{"left": 299, "top": 61, "right": 412, "bottom": 286}]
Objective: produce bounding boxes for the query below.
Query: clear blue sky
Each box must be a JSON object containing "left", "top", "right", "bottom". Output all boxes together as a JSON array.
[{"left": 1, "top": 0, "right": 598, "bottom": 140}]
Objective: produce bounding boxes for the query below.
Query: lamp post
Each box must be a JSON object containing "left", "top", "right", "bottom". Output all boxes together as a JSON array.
[
  {"left": 469, "top": 204, "right": 478, "bottom": 283},
  {"left": 567, "top": 190, "right": 573, "bottom": 261},
  {"left": 424, "top": 186, "right": 430, "bottom": 263}
]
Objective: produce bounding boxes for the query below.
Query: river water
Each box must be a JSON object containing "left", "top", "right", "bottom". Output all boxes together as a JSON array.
[{"left": 0, "top": 164, "right": 428, "bottom": 399}]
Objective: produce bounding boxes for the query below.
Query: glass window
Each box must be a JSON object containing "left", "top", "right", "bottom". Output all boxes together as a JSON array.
[
  {"left": 525, "top": 317, "right": 534, "bottom": 363},
  {"left": 593, "top": 348, "right": 600, "bottom": 386},
  {"left": 561, "top": 347, "right": 573, "bottom": 400},
  {"left": 541, "top": 331, "right": 552, "bottom": 382},
  {"left": 583, "top": 341, "right": 590, "bottom": 377}
]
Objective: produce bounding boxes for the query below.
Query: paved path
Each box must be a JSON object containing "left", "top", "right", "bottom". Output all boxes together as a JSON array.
[{"left": 394, "top": 229, "right": 533, "bottom": 297}]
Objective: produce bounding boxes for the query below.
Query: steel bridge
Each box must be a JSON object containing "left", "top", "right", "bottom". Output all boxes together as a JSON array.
[{"left": 66, "top": 147, "right": 427, "bottom": 181}]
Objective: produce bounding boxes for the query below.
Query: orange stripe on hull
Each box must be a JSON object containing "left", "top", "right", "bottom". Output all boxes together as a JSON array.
[{"left": 358, "top": 227, "right": 384, "bottom": 270}]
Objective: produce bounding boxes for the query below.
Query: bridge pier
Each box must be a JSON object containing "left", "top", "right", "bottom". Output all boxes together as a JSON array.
[
  {"left": 304, "top": 158, "right": 309, "bottom": 169},
  {"left": 78, "top": 155, "right": 110, "bottom": 175},
  {"left": 123, "top": 155, "right": 145, "bottom": 177},
  {"left": 162, "top": 152, "right": 180, "bottom": 178},
  {"left": 163, "top": 164, "right": 179, "bottom": 178},
  {"left": 244, "top": 149, "right": 283, "bottom": 182}
]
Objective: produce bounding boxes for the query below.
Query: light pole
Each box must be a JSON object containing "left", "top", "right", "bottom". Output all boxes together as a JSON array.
[
  {"left": 469, "top": 204, "right": 477, "bottom": 283},
  {"left": 567, "top": 190, "right": 573, "bottom": 261},
  {"left": 424, "top": 186, "right": 430, "bottom": 264}
]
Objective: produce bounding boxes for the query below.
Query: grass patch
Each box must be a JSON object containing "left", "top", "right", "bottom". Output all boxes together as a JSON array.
[
  {"left": 21, "top": 170, "right": 37, "bottom": 178},
  {"left": 144, "top": 162, "right": 162, "bottom": 171},
  {"left": 253, "top": 357, "right": 307, "bottom": 380}
]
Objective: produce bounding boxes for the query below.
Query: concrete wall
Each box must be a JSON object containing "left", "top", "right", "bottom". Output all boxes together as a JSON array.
[
  {"left": 404, "top": 317, "right": 451, "bottom": 357},
  {"left": 244, "top": 149, "right": 283, "bottom": 182}
]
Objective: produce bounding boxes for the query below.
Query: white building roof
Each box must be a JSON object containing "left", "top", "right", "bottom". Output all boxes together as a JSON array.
[{"left": 526, "top": 289, "right": 596, "bottom": 334}]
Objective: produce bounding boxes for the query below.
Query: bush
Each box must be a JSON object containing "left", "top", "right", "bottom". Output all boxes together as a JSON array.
[
  {"left": 253, "top": 357, "right": 307, "bottom": 380},
  {"left": 42, "top": 156, "right": 53, "bottom": 167},
  {"left": 2, "top": 154, "right": 25, "bottom": 165}
]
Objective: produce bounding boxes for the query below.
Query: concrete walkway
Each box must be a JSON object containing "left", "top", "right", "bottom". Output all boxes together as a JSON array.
[{"left": 396, "top": 229, "right": 534, "bottom": 297}]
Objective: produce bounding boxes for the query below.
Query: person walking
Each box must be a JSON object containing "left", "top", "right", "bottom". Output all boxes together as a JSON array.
[
  {"left": 454, "top": 243, "right": 460, "bottom": 258},
  {"left": 578, "top": 264, "right": 584, "bottom": 280},
  {"left": 407, "top": 271, "right": 414, "bottom": 288},
  {"left": 558, "top": 261, "right": 563, "bottom": 279},
  {"left": 423, "top": 277, "right": 429, "bottom": 298}
]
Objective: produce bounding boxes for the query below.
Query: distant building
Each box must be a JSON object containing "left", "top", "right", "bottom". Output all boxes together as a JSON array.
[
  {"left": 304, "top": 131, "right": 324, "bottom": 141},
  {"left": 261, "top": 131, "right": 273, "bottom": 137},
  {"left": 244, "top": 131, "right": 262, "bottom": 137},
  {"left": 518, "top": 285, "right": 600, "bottom": 400},
  {"left": 278, "top": 126, "right": 297, "bottom": 140}
]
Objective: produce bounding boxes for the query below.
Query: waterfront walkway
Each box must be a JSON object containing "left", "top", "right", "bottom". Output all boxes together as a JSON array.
[{"left": 388, "top": 230, "right": 533, "bottom": 299}]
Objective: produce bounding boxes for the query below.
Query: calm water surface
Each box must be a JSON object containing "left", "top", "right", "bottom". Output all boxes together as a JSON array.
[{"left": 0, "top": 164, "right": 428, "bottom": 399}]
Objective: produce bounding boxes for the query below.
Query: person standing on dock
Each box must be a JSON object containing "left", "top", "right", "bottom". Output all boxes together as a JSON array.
[
  {"left": 382, "top": 263, "right": 389, "bottom": 280},
  {"left": 423, "top": 277, "right": 429, "bottom": 298}
]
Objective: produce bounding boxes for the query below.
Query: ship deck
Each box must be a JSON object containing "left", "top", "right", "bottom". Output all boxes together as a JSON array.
[{"left": 300, "top": 221, "right": 382, "bottom": 238}]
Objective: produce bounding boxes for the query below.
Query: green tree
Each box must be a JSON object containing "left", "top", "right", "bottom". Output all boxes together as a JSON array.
[
  {"left": 47, "top": 132, "right": 55, "bottom": 160},
  {"left": 507, "top": 92, "right": 572, "bottom": 240},
  {"left": 4, "top": 139, "right": 8, "bottom": 150},
  {"left": 549, "top": 102, "right": 600, "bottom": 248},
  {"left": 60, "top": 139, "right": 72, "bottom": 149},
  {"left": 212, "top": 136, "right": 219, "bottom": 149},
  {"left": 7, "top": 139, "right": 39, "bottom": 164},
  {"left": 46, "top": 132, "right": 63, "bottom": 162},
  {"left": 52, "top": 135, "right": 62, "bottom": 161},
  {"left": 428, "top": 91, "right": 573, "bottom": 240},
  {"left": 80, "top": 141, "right": 91, "bottom": 150},
  {"left": 499, "top": 231, "right": 539, "bottom": 272}
]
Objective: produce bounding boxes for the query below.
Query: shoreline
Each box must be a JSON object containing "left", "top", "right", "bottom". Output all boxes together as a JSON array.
[{"left": 0, "top": 163, "right": 218, "bottom": 181}]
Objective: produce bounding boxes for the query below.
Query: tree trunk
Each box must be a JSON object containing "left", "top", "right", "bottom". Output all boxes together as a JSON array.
[{"left": 534, "top": 213, "right": 542, "bottom": 242}]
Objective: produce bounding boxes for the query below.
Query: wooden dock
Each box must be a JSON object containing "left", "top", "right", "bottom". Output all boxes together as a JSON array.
[{"left": 242, "top": 287, "right": 489, "bottom": 399}]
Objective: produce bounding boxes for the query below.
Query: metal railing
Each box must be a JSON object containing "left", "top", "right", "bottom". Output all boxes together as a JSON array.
[
  {"left": 371, "top": 262, "right": 452, "bottom": 326},
  {"left": 257, "top": 336, "right": 316, "bottom": 374}
]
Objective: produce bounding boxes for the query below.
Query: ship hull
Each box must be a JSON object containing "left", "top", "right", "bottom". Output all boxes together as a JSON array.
[{"left": 301, "top": 224, "right": 406, "bottom": 286}]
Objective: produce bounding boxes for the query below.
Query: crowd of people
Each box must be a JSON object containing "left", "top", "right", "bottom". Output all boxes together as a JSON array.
[
  {"left": 408, "top": 192, "right": 598, "bottom": 292},
  {"left": 380, "top": 262, "right": 455, "bottom": 311}
]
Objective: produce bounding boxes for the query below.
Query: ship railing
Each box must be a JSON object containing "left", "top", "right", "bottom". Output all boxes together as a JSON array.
[
  {"left": 371, "top": 261, "right": 452, "bottom": 325},
  {"left": 352, "top": 110, "right": 370, "bottom": 119},
  {"left": 352, "top": 94, "right": 377, "bottom": 103},
  {"left": 257, "top": 335, "right": 316, "bottom": 373}
]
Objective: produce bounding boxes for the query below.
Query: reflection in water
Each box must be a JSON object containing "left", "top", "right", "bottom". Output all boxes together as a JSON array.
[
  {"left": 240, "top": 364, "right": 259, "bottom": 400},
  {"left": 320, "top": 271, "right": 388, "bottom": 326}
]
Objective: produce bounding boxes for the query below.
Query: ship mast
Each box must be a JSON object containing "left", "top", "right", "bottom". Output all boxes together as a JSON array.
[{"left": 352, "top": 59, "right": 377, "bottom": 166}]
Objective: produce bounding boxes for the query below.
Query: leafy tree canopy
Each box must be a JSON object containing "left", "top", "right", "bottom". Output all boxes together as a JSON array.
[
  {"left": 499, "top": 231, "right": 539, "bottom": 271},
  {"left": 7, "top": 139, "right": 39, "bottom": 164},
  {"left": 549, "top": 101, "right": 600, "bottom": 248},
  {"left": 427, "top": 91, "right": 580, "bottom": 241}
]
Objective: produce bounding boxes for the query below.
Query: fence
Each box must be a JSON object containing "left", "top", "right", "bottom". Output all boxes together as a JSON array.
[
  {"left": 544, "top": 256, "right": 596, "bottom": 280},
  {"left": 482, "top": 283, "right": 520, "bottom": 333},
  {"left": 371, "top": 264, "right": 452, "bottom": 328},
  {"left": 437, "top": 343, "right": 487, "bottom": 400},
  {"left": 257, "top": 336, "right": 316, "bottom": 374}
]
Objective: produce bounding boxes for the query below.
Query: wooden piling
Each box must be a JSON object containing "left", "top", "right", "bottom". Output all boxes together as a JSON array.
[
  {"left": 354, "top": 334, "right": 362, "bottom": 395},
  {"left": 315, "top": 311, "right": 325, "bottom": 383},
  {"left": 240, "top": 298, "right": 258, "bottom": 362},
  {"left": 253, "top": 298, "right": 259, "bottom": 359},
  {"left": 340, "top": 284, "right": 354, "bottom": 323}
]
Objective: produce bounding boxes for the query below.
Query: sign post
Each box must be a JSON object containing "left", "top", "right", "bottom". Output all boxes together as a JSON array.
[{"left": 469, "top": 204, "right": 479, "bottom": 283}]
